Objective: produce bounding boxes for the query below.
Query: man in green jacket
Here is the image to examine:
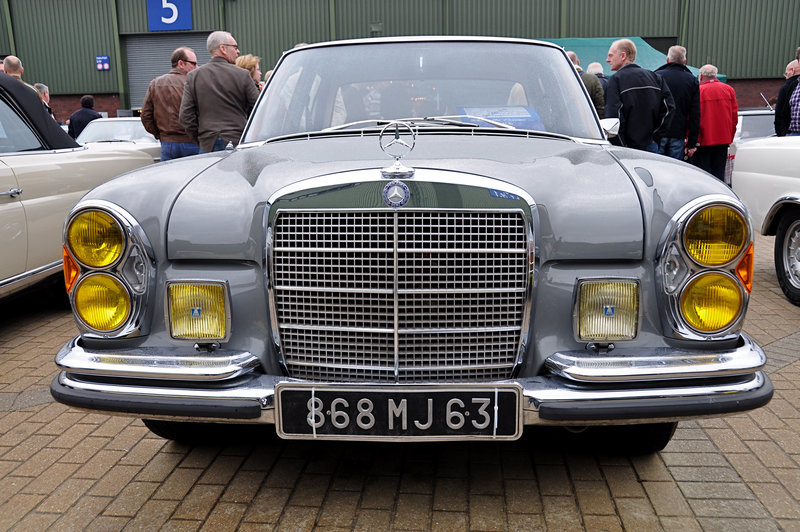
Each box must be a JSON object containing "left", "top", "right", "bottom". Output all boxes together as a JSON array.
[{"left": 567, "top": 51, "right": 605, "bottom": 118}]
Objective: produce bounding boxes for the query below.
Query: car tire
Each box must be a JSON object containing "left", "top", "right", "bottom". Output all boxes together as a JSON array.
[
  {"left": 142, "top": 419, "right": 214, "bottom": 443},
  {"left": 557, "top": 422, "right": 677, "bottom": 455},
  {"left": 602, "top": 422, "right": 678, "bottom": 454},
  {"left": 142, "top": 419, "right": 275, "bottom": 444},
  {"left": 774, "top": 210, "right": 800, "bottom": 306}
]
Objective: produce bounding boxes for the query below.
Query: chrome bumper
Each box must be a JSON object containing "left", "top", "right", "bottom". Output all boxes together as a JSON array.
[{"left": 52, "top": 334, "right": 773, "bottom": 427}]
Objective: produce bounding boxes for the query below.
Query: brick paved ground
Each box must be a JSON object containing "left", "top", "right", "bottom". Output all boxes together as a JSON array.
[{"left": 1, "top": 232, "right": 798, "bottom": 531}]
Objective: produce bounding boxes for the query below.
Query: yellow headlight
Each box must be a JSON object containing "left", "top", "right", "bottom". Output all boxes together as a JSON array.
[
  {"left": 680, "top": 272, "right": 742, "bottom": 332},
  {"left": 576, "top": 280, "right": 639, "bottom": 341},
  {"left": 684, "top": 205, "right": 747, "bottom": 266},
  {"left": 67, "top": 210, "right": 125, "bottom": 268},
  {"left": 74, "top": 274, "right": 131, "bottom": 331},
  {"left": 168, "top": 283, "right": 227, "bottom": 340}
]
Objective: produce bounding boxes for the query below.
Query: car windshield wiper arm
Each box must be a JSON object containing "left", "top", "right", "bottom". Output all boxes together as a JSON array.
[
  {"left": 421, "top": 115, "right": 516, "bottom": 129},
  {"left": 323, "top": 115, "right": 516, "bottom": 132}
]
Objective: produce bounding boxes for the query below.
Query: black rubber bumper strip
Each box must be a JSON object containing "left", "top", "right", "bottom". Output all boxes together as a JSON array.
[
  {"left": 538, "top": 378, "right": 774, "bottom": 421},
  {"left": 50, "top": 377, "right": 262, "bottom": 420}
]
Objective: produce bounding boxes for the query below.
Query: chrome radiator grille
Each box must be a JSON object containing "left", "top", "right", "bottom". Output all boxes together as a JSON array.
[{"left": 271, "top": 210, "right": 530, "bottom": 382}]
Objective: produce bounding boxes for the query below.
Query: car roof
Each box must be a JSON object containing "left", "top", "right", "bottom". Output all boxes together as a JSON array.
[
  {"left": 739, "top": 108, "right": 774, "bottom": 115},
  {"left": 285, "top": 36, "right": 563, "bottom": 56},
  {"left": 0, "top": 72, "right": 79, "bottom": 150}
]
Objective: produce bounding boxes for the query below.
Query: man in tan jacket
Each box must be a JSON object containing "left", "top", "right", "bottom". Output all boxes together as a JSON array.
[
  {"left": 179, "top": 31, "right": 260, "bottom": 153},
  {"left": 141, "top": 47, "right": 199, "bottom": 161}
]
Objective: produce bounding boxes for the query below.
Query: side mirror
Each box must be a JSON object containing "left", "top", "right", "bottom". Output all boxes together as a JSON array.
[{"left": 600, "top": 118, "right": 620, "bottom": 138}]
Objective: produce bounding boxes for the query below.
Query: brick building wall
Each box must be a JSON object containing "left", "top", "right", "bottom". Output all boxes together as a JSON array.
[
  {"left": 49, "top": 94, "right": 121, "bottom": 125},
  {"left": 728, "top": 79, "right": 785, "bottom": 109}
]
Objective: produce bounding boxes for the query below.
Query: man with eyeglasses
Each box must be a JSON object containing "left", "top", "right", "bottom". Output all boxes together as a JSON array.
[
  {"left": 141, "top": 46, "right": 200, "bottom": 161},
  {"left": 180, "top": 31, "right": 260, "bottom": 153}
]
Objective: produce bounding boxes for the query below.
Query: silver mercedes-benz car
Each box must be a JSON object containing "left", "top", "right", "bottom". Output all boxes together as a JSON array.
[{"left": 51, "top": 37, "right": 772, "bottom": 454}]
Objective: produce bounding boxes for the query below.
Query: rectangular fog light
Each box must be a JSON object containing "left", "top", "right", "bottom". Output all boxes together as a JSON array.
[
  {"left": 168, "top": 282, "right": 229, "bottom": 341},
  {"left": 576, "top": 279, "right": 639, "bottom": 341}
]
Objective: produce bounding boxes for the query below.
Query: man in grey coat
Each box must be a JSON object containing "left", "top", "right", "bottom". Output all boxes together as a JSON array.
[{"left": 179, "top": 31, "right": 260, "bottom": 152}]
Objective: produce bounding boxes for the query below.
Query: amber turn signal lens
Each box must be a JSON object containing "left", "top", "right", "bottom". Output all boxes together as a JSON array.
[
  {"left": 62, "top": 245, "right": 79, "bottom": 294},
  {"left": 168, "top": 283, "right": 227, "bottom": 340},
  {"left": 73, "top": 274, "right": 130, "bottom": 332},
  {"left": 67, "top": 210, "right": 125, "bottom": 268},
  {"left": 680, "top": 272, "right": 742, "bottom": 333},
  {"left": 684, "top": 205, "right": 747, "bottom": 267},
  {"left": 736, "top": 242, "right": 754, "bottom": 294}
]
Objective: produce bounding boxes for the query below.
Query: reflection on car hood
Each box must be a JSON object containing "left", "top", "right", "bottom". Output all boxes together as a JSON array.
[{"left": 166, "top": 135, "right": 645, "bottom": 262}]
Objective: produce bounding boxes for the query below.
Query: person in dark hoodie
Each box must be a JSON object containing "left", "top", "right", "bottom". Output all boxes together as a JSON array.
[
  {"left": 605, "top": 39, "right": 675, "bottom": 152},
  {"left": 655, "top": 45, "right": 700, "bottom": 160}
]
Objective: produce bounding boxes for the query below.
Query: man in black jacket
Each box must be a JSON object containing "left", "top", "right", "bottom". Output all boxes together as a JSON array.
[
  {"left": 775, "top": 53, "right": 800, "bottom": 137},
  {"left": 655, "top": 46, "right": 700, "bottom": 160},
  {"left": 68, "top": 95, "right": 102, "bottom": 139},
  {"left": 605, "top": 39, "right": 675, "bottom": 152}
]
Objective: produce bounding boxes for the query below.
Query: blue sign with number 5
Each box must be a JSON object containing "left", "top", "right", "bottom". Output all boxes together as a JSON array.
[{"left": 147, "top": 0, "right": 192, "bottom": 32}]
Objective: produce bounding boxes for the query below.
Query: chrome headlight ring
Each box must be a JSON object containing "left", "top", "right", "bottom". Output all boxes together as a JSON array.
[
  {"left": 656, "top": 195, "right": 753, "bottom": 341},
  {"left": 64, "top": 200, "right": 156, "bottom": 338}
]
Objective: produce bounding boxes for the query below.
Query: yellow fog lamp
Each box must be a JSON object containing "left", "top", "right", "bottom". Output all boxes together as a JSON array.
[
  {"left": 67, "top": 210, "right": 125, "bottom": 268},
  {"left": 168, "top": 282, "right": 228, "bottom": 340},
  {"left": 73, "top": 274, "right": 131, "bottom": 332},
  {"left": 680, "top": 272, "right": 742, "bottom": 333},
  {"left": 684, "top": 205, "right": 747, "bottom": 267},
  {"left": 576, "top": 280, "right": 639, "bottom": 341}
]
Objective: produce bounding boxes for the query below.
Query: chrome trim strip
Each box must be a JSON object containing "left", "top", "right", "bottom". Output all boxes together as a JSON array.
[
  {"left": 0, "top": 261, "right": 61, "bottom": 298},
  {"left": 266, "top": 169, "right": 537, "bottom": 206},
  {"left": 763, "top": 195, "right": 800, "bottom": 235},
  {"left": 54, "top": 368, "right": 769, "bottom": 428},
  {"left": 525, "top": 371, "right": 767, "bottom": 404},
  {"left": 546, "top": 333, "right": 765, "bottom": 382},
  {"left": 56, "top": 337, "right": 259, "bottom": 381}
]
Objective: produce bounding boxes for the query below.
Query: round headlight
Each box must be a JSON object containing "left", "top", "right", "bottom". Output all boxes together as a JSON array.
[
  {"left": 680, "top": 272, "right": 742, "bottom": 333},
  {"left": 684, "top": 205, "right": 747, "bottom": 266},
  {"left": 73, "top": 274, "right": 131, "bottom": 331},
  {"left": 67, "top": 210, "right": 125, "bottom": 268}
]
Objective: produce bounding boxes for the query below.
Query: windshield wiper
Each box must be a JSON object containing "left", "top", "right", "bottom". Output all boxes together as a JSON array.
[
  {"left": 323, "top": 115, "right": 515, "bottom": 132},
  {"left": 421, "top": 115, "right": 515, "bottom": 129}
]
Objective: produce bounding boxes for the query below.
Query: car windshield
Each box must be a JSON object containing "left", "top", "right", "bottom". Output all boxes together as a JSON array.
[
  {"left": 244, "top": 40, "right": 602, "bottom": 142},
  {"left": 77, "top": 120, "right": 157, "bottom": 143}
]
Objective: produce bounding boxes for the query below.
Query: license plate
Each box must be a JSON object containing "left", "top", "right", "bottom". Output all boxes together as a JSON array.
[{"left": 275, "top": 384, "right": 522, "bottom": 440}]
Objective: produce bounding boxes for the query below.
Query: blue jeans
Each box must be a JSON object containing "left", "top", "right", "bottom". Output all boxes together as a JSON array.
[
  {"left": 160, "top": 141, "right": 200, "bottom": 161},
  {"left": 200, "top": 137, "right": 227, "bottom": 154},
  {"left": 657, "top": 137, "right": 686, "bottom": 160},
  {"left": 643, "top": 141, "right": 659, "bottom": 154}
]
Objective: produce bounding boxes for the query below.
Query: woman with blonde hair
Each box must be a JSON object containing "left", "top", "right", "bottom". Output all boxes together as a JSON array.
[{"left": 235, "top": 54, "right": 263, "bottom": 90}]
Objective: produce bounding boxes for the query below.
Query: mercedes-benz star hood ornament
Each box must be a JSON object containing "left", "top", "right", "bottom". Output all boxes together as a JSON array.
[{"left": 379, "top": 121, "right": 416, "bottom": 179}]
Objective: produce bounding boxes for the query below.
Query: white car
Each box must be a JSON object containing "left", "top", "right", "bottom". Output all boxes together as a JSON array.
[
  {"left": 731, "top": 135, "right": 800, "bottom": 305},
  {"left": 1, "top": 73, "right": 155, "bottom": 299},
  {"left": 724, "top": 107, "right": 775, "bottom": 185},
  {"left": 76, "top": 117, "right": 161, "bottom": 163}
]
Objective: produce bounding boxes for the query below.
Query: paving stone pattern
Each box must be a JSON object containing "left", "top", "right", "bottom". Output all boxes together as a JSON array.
[{"left": 1, "top": 232, "right": 798, "bottom": 531}]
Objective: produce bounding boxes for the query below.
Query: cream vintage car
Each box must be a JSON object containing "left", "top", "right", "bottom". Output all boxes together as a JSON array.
[
  {"left": 51, "top": 37, "right": 772, "bottom": 454},
  {"left": 731, "top": 135, "right": 800, "bottom": 305},
  {"left": 0, "top": 72, "right": 154, "bottom": 299}
]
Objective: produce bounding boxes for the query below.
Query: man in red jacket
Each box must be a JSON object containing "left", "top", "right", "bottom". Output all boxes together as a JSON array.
[{"left": 691, "top": 64, "right": 738, "bottom": 182}]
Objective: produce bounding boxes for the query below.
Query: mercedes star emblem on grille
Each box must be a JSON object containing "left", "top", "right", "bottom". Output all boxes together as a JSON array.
[{"left": 383, "top": 180, "right": 410, "bottom": 208}]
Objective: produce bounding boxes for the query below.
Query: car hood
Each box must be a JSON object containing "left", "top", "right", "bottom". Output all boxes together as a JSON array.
[{"left": 166, "top": 134, "right": 647, "bottom": 262}]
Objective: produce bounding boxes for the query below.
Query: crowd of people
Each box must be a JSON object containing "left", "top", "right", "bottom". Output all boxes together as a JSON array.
[
  {"left": 568, "top": 40, "right": 799, "bottom": 182},
  {"left": 3, "top": 35, "right": 799, "bottom": 180}
]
